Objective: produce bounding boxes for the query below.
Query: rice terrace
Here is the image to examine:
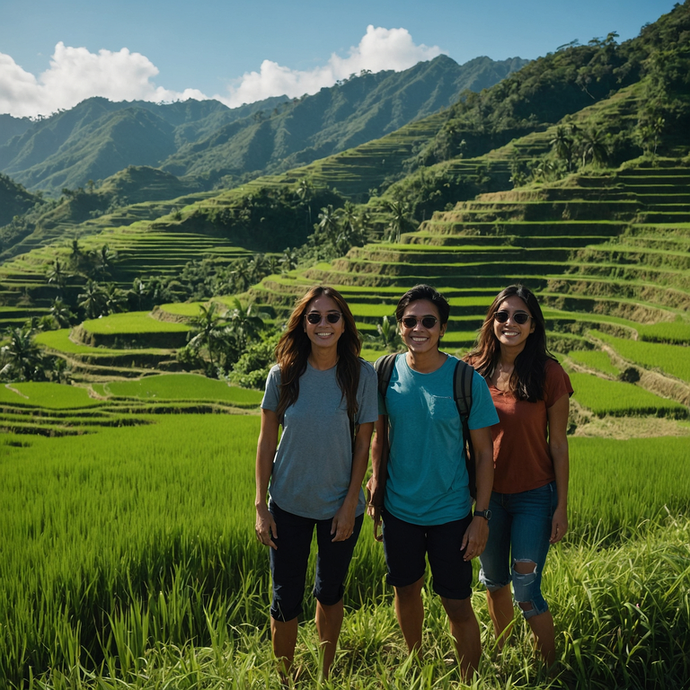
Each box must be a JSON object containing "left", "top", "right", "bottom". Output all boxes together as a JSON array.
[{"left": 1, "top": 3, "right": 690, "bottom": 688}]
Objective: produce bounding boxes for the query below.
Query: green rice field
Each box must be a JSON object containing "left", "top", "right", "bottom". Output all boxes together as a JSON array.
[
  {"left": 568, "top": 372, "right": 688, "bottom": 417},
  {"left": 567, "top": 349, "right": 620, "bottom": 377},
  {"left": 592, "top": 331, "right": 690, "bottom": 383},
  {"left": 81, "top": 312, "right": 190, "bottom": 335},
  {"left": 91, "top": 373, "right": 264, "bottom": 405},
  {"left": 0, "top": 408, "right": 688, "bottom": 689}
]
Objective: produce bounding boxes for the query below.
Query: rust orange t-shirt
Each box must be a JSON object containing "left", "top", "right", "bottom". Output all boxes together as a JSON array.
[{"left": 486, "top": 358, "right": 573, "bottom": 495}]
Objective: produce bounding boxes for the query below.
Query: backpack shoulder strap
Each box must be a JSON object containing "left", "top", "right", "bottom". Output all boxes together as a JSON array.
[
  {"left": 453, "top": 359, "right": 474, "bottom": 419},
  {"left": 374, "top": 353, "right": 398, "bottom": 412}
]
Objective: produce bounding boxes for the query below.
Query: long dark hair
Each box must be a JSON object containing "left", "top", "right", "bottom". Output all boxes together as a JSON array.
[
  {"left": 275, "top": 285, "right": 362, "bottom": 420},
  {"left": 466, "top": 284, "right": 555, "bottom": 401}
]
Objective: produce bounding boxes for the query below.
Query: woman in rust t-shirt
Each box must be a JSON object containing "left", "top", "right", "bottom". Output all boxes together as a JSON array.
[{"left": 465, "top": 284, "right": 572, "bottom": 668}]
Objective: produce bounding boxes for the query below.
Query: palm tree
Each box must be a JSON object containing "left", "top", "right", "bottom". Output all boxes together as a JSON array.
[
  {"left": 0, "top": 326, "right": 44, "bottom": 381},
  {"left": 296, "top": 178, "right": 314, "bottom": 228},
  {"left": 68, "top": 239, "right": 85, "bottom": 272},
  {"left": 385, "top": 200, "right": 413, "bottom": 243},
  {"left": 550, "top": 126, "right": 574, "bottom": 171},
  {"left": 49, "top": 298, "right": 75, "bottom": 328},
  {"left": 186, "top": 302, "right": 232, "bottom": 372},
  {"left": 230, "top": 262, "right": 252, "bottom": 292},
  {"left": 317, "top": 205, "right": 340, "bottom": 243},
  {"left": 46, "top": 258, "right": 69, "bottom": 295},
  {"left": 92, "top": 244, "right": 116, "bottom": 279},
  {"left": 78, "top": 281, "right": 107, "bottom": 319},
  {"left": 280, "top": 248, "right": 299, "bottom": 273},
  {"left": 580, "top": 129, "right": 609, "bottom": 167},
  {"left": 102, "top": 283, "right": 127, "bottom": 315},
  {"left": 227, "top": 299, "right": 268, "bottom": 350}
]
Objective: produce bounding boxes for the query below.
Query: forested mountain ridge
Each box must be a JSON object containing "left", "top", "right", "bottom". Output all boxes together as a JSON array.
[{"left": 0, "top": 55, "right": 528, "bottom": 195}]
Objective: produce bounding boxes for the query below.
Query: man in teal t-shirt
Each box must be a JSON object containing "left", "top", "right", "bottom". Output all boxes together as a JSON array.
[
  {"left": 367, "top": 285, "right": 498, "bottom": 682},
  {"left": 383, "top": 353, "right": 498, "bottom": 525}
]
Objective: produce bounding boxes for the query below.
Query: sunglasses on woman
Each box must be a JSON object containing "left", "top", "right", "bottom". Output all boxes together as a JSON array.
[
  {"left": 494, "top": 310, "right": 531, "bottom": 324},
  {"left": 305, "top": 312, "right": 342, "bottom": 324},
  {"left": 401, "top": 316, "right": 439, "bottom": 329}
]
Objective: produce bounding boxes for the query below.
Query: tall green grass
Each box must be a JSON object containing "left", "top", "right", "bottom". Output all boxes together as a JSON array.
[{"left": 1, "top": 416, "right": 689, "bottom": 688}]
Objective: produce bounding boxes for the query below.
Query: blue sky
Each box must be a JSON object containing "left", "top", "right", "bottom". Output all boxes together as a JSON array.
[{"left": 0, "top": 0, "right": 679, "bottom": 117}]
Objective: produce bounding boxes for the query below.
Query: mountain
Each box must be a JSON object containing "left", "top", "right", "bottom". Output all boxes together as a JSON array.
[
  {"left": 0, "top": 55, "right": 528, "bottom": 196},
  {"left": 0, "top": 114, "right": 32, "bottom": 147},
  {"left": 0, "top": 173, "right": 41, "bottom": 226}
]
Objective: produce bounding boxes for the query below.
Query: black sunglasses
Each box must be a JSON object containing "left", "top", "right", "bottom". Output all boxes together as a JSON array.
[
  {"left": 305, "top": 312, "right": 342, "bottom": 324},
  {"left": 494, "top": 310, "right": 531, "bottom": 325},
  {"left": 401, "top": 316, "right": 438, "bottom": 329}
]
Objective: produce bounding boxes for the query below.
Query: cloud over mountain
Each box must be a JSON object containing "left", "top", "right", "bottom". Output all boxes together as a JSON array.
[
  {"left": 223, "top": 25, "right": 442, "bottom": 107},
  {"left": 0, "top": 43, "right": 205, "bottom": 117},
  {"left": 0, "top": 27, "right": 441, "bottom": 117}
]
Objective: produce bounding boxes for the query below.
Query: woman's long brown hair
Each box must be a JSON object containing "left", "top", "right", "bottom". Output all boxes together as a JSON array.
[
  {"left": 275, "top": 285, "right": 362, "bottom": 421},
  {"left": 465, "top": 284, "right": 554, "bottom": 401}
]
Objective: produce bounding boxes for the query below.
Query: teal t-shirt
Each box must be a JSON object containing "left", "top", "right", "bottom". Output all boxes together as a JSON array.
[{"left": 382, "top": 354, "right": 499, "bottom": 525}]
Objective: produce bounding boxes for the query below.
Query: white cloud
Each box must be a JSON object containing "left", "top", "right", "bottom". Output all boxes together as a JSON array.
[
  {"left": 0, "top": 27, "right": 440, "bottom": 117},
  {"left": 220, "top": 26, "right": 441, "bottom": 107},
  {"left": 0, "top": 42, "right": 207, "bottom": 118}
]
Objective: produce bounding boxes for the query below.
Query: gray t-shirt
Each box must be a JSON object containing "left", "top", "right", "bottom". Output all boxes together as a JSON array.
[{"left": 261, "top": 359, "right": 378, "bottom": 520}]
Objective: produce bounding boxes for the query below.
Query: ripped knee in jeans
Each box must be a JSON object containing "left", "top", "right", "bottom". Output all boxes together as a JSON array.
[{"left": 512, "top": 559, "right": 544, "bottom": 619}]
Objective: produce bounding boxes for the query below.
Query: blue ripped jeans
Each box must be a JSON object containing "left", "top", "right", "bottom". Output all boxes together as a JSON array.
[{"left": 478, "top": 482, "right": 557, "bottom": 619}]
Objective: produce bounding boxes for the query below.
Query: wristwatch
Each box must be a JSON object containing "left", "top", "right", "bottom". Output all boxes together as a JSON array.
[{"left": 474, "top": 509, "right": 492, "bottom": 521}]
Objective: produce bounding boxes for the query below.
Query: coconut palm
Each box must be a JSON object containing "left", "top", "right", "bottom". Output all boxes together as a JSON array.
[
  {"left": 227, "top": 298, "right": 269, "bottom": 350},
  {"left": 102, "top": 283, "right": 127, "bottom": 315},
  {"left": 46, "top": 258, "right": 70, "bottom": 295},
  {"left": 78, "top": 281, "right": 107, "bottom": 319},
  {"left": 0, "top": 326, "right": 44, "bottom": 381},
  {"left": 186, "top": 302, "right": 233, "bottom": 372},
  {"left": 580, "top": 129, "right": 609, "bottom": 167},
  {"left": 280, "top": 248, "right": 299, "bottom": 273},
  {"left": 317, "top": 204, "right": 340, "bottom": 243},
  {"left": 385, "top": 200, "right": 413, "bottom": 243},
  {"left": 550, "top": 126, "right": 575, "bottom": 171},
  {"left": 49, "top": 298, "right": 75, "bottom": 328}
]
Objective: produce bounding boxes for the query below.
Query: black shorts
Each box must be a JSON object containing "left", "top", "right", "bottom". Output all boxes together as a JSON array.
[
  {"left": 269, "top": 500, "right": 363, "bottom": 622},
  {"left": 382, "top": 508, "right": 474, "bottom": 600}
]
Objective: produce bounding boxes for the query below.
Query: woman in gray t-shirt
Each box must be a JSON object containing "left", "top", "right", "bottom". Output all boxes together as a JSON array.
[{"left": 255, "top": 285, "right": 377, "bottom": 682}]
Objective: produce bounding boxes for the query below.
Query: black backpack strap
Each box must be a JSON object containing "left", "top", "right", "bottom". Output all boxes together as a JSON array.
[
  {"left": 374, "top": 353, "right": 398, "bottom": 414},
  {"left": 453, "top": 359, "right": 477, "bottom": 500},
  {"left": 453, "top": 359, "right": 474, "bottom": 419}
]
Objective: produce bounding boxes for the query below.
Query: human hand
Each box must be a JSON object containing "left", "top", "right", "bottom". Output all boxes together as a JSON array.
[
  {"left": 550, "top": 506, "right": 568, "bottom": 544},
  {"left": 461, "top": 516, "right": 489, "bottom": 561},
  {"left": 331, "top": 503, "right": 356, "bottom": 542},
  {"left": 255, "top": 503, "right": 278, "bottom": 549}
]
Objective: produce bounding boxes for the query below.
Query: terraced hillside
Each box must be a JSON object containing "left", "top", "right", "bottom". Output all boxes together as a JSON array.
[{"left": 252, "top": 162, "right": 690, "bottom": 413}]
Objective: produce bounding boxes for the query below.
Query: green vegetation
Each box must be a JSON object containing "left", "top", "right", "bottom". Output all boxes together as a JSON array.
[
  {"left": 568, "top": 349, "right": 620, "bottom": 377},
  {"left": 1, "top": 6, "right": 690, "bottom": 684},
  {"left": 92, "top": 373, "right": 263, "bottom": 405},
  {"left": 568, "top": 372, "right": 687, "bottom": 417},
  {"left": 0, "top": 381, "right": 100, "bottom": 408},
  {"left": 0, "top": 413, "right": 688, "bottom": 689},
  {"left": 593, "top": 330, "right": 690, "bottom": 382}
]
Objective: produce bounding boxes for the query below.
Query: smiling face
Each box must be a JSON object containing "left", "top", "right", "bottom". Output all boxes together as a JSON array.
[
  {"left": 303, "top": 295, "right": 345, "bottom": 353},
  {"left": 399, "top": 299, "right": 446, "bottom": 355},
  {"left": 492, "top": 295, "right": 535, "bottom": 352}
]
